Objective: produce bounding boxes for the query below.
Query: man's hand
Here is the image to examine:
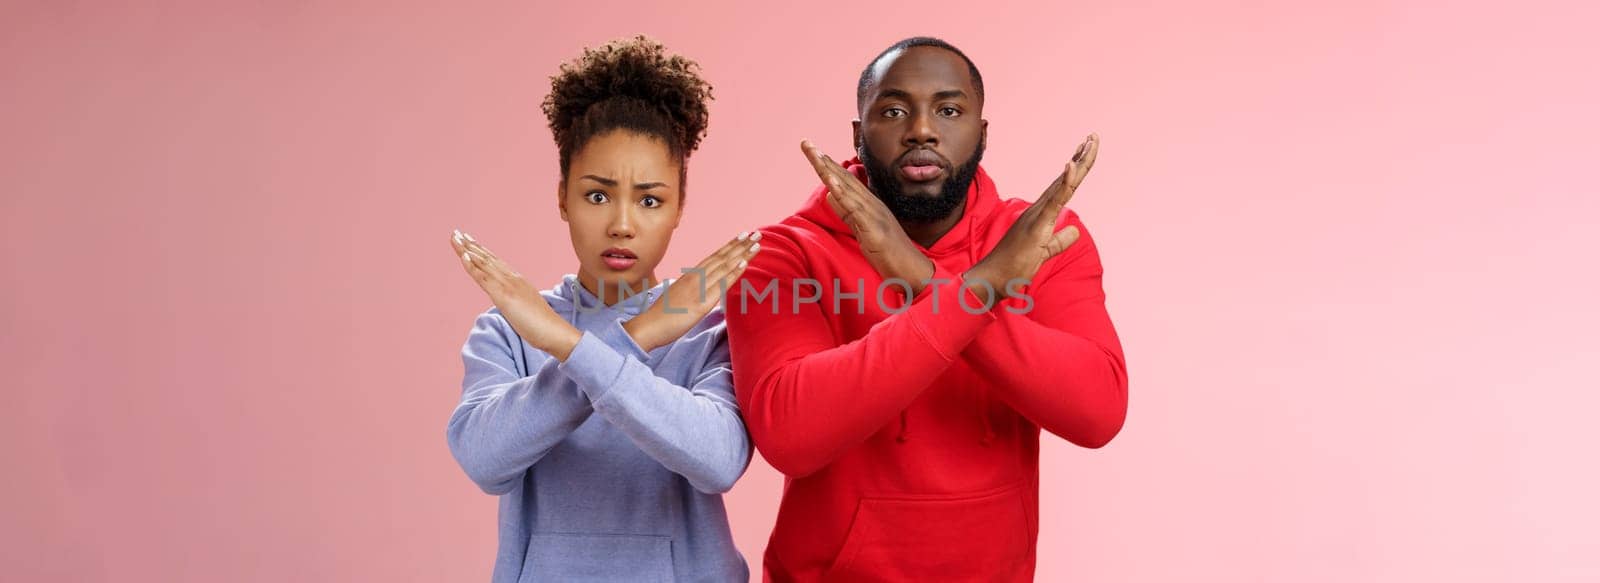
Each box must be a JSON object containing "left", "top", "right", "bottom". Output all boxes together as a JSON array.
[
  {"left": 801, "top": 139, "right": 934, "bottom": 297},
  {"left": 964, "top": 133, "right": 1100, "bottom": 305},
  {"left": 624, "top": 232, "right": 761, "bottom": 352},
  {"left": 452, "top": 229, "right": 582, "bottom": 361}
]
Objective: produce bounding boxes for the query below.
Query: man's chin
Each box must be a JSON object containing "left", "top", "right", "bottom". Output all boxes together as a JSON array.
[{"left": 892, "top": 181, "right": 945, "bottom": 198}]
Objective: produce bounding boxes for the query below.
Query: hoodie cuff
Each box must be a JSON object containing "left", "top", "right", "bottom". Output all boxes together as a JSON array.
[
  {"left": 557, "top": 331, "right": 628, "bottom": 403},
  {"left": 593, "top": 318, "right": 651, "bottom": 363}
]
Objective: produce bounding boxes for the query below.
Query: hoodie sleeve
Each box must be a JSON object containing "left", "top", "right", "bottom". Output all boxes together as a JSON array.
[
  {"left": 445, "top": 311, "right": 593, "bottom": 495},
  {"left": 556, "top": 316, "right": 753, "bottom": 494},
  {"left": 725, "top": 231, "right": 999, "bottom": 478},
  {"left": 962, "top": 212, "right": 1129, "bottom": 448}
]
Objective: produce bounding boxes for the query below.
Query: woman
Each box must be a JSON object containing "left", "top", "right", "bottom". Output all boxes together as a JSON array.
[{"left": 445, "top": 36, "right": 759, "bottom": 582}]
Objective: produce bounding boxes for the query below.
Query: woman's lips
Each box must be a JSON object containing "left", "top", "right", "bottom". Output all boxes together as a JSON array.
[{"left": 602, "top": 248, "right": 637, "bottom": 270}]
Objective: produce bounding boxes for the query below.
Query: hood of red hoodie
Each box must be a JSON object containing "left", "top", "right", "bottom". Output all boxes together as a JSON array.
[{"left": 794, "top": 157, "right": 1002, "bottom": 261}]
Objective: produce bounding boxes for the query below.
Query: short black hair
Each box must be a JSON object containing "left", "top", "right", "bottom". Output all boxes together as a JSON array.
[
  {"left": 541, "top": 35, "right": 713, "bottom": 185},
  {"left": 856, "top": 37, "right": 984, "bottom": 113}
]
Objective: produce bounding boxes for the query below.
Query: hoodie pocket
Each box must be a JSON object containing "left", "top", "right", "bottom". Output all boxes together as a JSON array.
[
  {"left": 519, "top": 532, "right": 673, "bottom": 583},
  {"left": 822, "top": 483, "right": 1032, "bottom": 582}
]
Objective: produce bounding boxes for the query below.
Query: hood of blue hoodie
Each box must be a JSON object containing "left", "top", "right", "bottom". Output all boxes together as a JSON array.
[{"left": 543, "top": 273, "right": 667, "bottom": 329}]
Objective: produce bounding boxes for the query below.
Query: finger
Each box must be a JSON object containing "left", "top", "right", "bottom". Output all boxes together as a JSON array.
[
  {"left": 800, "top": 140, "right": 833, "bottom": 182},
  {"left": 705, "top": 237, "right": 762, "bottom": 297},
  {"left": 462, "top": 237, "right": 498, "bottom": 262},
  {"left": 1082, "top": 133, "right": 1099, "bottom": 172},
  {"left": 1029, "top": 165, "right": 1069, "bottom": 217},
  {"left": 1042, "top": 225, "right": 1082, "bottom": 258},
  {"left": 819, "top": 154, "right": 870, "bottom": 202},
  {"left": 697, "top": 232, "right": 759, "bottom": 274},
  {"left": 459, "top": 240, "right": 507, "bottom": 276},
  {"left": 1027, "top": 162, "right": 1076, "bottom": 237},
  {"left": 462, "top": 237, "right": 519, "bottom": 276},
  {"left": 706, "top": 237, "right": 759, "bottom": 281},
  {"left": 813, "top": 151, "right": 868, "bottom": 207},
  {"left": 822, "top": 163, "right": 872, "bottom": 212},
  {"left": 825, "top": 190, "right": 849, "bottom": 220},
  {"left": 703, "top": 262, "right": 737, "bottom": 297},
  {"left": 819, "top": 159, "right": 860, "bottom": 206},
  {"left": 466, "top": 244, "right": 504, "bottom": 276},
  {"left": 457, "top": 231, "right": 508, "bottom": 268},
  {"left": 721, "top": 231, "right": 760, "bottom": 262},
  {"left": 1054, "top": 161, "right": 1078, "bottom": 211},
  {"left": 824, "top": 178, "right": 867, "bottom": 227},
  {"left": 823, "top": 180, "right": 865, "bottom": 229},
  {"left": 462, "top": 251, "right": 491, "bottom": 285},
  {"left": 1069, "top": 134, "right": 1099, "bottom": 190},
  {"left": 457, "top": 230, "right": 485, "bottom": 253},
  {"left": 800, "top": 142, "right": 859, "bottom": 212},
  {"left": 704, "top": 254, "right": 752, "bottom": 299}
]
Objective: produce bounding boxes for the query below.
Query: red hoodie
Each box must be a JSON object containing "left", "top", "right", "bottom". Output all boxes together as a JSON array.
[{"left": 725, "top": 160, "right": 1129, "bottom": 582}]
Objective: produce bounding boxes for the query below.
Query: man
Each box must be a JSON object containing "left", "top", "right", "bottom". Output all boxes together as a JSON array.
[{"left": 724, "top": 37, "right": 1129, "bottom": 582}]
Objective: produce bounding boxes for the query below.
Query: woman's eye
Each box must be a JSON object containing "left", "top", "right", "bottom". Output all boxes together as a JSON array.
[
  {"left": 585, "top": 191, "right": 608, "bottom": 204},
  {"left": 640, "top": 196, "right": 662, "bottom": 209}
]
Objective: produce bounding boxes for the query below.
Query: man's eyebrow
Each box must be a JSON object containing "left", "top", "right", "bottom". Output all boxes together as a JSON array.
[
  {"left": 577, "top": 174, "right": 617, "bottom": 187},
  {"left": 874, "top": 88, "right": 912, "bottom": 102},
  {"left": 872, "top": 88, "right": 970, "bottom": 102}
]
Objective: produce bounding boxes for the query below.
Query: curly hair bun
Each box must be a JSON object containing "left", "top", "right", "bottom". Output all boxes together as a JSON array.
[{"left": 541, "top": 35, "right": 713, "bottom": 178}]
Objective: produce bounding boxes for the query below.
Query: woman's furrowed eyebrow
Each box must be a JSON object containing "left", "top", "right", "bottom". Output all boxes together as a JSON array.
[{"left": 579, "top": 174, "right": 667, "bottom": 190}]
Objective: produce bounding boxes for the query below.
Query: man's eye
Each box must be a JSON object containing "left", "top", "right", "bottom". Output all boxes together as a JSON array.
[
  {"left": 939, "top": 107, "right": 961, "bottom": 117},
  {"left": 585, "top": 191, "right": 608, "bottom": 204},
  {"left": 883, "top": 107, "right": 906, "bottom": 118},
  {"left": 640, "top": 196, "right": 662, "bottom": 208}
]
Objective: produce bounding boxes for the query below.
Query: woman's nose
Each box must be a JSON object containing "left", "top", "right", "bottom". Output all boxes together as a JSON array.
[{"left": 608, "top": 206, "right": 636, "bottom": 239}]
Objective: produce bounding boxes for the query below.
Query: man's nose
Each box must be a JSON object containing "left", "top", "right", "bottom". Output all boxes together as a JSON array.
[{"left": 904, "top": 110, "right": 939, "bottom": 147}]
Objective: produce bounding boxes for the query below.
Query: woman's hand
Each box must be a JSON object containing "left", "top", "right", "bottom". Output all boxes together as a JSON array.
[
  {"left": 624, "top": 232, "right": 762, "bottom": 352},
  {"left": 451, "top": 229, "right": 582, "bottom": 361}
]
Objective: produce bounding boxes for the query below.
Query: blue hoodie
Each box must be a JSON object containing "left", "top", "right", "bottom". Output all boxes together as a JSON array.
[{"left": 447, "top": 274, "right": 751, "bottom": 582}]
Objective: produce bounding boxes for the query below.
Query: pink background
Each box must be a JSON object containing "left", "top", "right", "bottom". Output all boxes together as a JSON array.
[{"left": 4, "top": 1, "right": 1598, "bottom": 581}]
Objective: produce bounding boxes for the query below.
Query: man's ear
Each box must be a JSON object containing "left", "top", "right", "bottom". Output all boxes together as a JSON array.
[
  {"left": 556, "top": 181, "right": 568, "bottom": 222},
  {"left": 980, "top": 118, "right": 989, "bottom": 151},
  {"left": 851, "top": 119, "right": 863, "bottom": 156}
]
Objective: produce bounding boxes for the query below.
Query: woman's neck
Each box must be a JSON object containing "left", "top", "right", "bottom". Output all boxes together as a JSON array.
[{"left": 576, "top": 271, "right": 658, "bottom": 306}]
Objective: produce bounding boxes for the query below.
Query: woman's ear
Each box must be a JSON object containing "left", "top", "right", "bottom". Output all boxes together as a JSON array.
[{"left": 556, "top": 181, "right": 569, "bottom": 222}]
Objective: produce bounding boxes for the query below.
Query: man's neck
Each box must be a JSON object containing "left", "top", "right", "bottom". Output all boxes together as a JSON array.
[{"left": 899, "top": 206, "right": 965, "bottom": 249}]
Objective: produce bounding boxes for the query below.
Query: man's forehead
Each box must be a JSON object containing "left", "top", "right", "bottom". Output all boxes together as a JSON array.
[{"left": 867, "top": 46, "right": 975, "bottom": 98}]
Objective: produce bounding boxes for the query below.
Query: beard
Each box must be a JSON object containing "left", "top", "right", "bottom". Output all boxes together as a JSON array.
[{"left": 859, "top": 140, "right": 984, "bottom": 223}]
